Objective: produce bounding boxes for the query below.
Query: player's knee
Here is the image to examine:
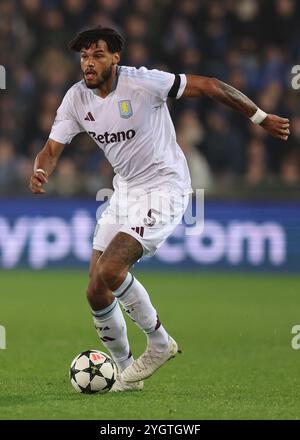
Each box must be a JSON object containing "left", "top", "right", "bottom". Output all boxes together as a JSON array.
[
  {"left": 86, "top": 275, "right": 106, "bottom": 303},
  {"left": 97, "top": 261, "right": 127, "bottom": 292},
  {"left": 86, "top": 282, "right": 114, "bottom": 311}
]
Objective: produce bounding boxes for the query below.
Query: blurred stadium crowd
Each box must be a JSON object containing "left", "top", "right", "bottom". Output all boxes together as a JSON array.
[{"left": 1, "top": 0, "right": 300, "bottom": 197}]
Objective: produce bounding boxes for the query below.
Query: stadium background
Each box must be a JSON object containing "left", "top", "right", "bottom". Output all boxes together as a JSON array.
[
  {"left": 1, "top": 0, "right": 300, "bottom": 420},
  {"left": 1, "top": 0, "right": 300, "bottom": 271}
]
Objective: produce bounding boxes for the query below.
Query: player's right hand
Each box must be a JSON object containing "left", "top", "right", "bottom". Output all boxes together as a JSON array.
[
  {"left": 29, "top": 170, "right": 48, "bottom": 194},
  {"left": 260, "top": 114, "right": 290, "bottom": 141}
]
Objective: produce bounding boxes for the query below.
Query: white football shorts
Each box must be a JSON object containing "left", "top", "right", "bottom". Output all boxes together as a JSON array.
[{"left": 93, "top": 189, "right": 190, "bottom": 258}]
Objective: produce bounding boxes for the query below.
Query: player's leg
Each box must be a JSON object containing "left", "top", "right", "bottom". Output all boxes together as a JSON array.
[
  {"left": 97, "top": 231, "right": 178, "bottom": 383},
  {"left": 99, "top": 232, "right": 170, "bottom": 347},
  {"left": 88, "top": 235, "right": 146, "bottom": 391},
  {"left": 87, "top": 249, "right": 134, "bottom": 376}
]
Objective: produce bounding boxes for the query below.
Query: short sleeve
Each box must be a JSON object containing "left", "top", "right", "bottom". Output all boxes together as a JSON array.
[
  {"left": 168, "top": 74, "right": 187, "bottom": 99},
  {"left": 124, "top": 66, "right": 186, "bottom": 105},
  {"left": 49, "top": 89, "right": 82, "bottom": 144}
]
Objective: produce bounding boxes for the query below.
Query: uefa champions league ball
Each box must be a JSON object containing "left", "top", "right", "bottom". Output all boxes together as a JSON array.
[{"left": 69, "top": 350, "right": 117, "bottom": 394}]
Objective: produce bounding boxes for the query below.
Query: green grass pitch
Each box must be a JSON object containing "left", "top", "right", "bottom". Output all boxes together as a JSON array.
[{"left": 1, "top": 270, "right": 300, "bottom": 420}]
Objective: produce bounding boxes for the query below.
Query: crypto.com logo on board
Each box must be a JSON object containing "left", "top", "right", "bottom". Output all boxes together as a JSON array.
[{"left": 0, "top": 65, "right": 6, "bottom": 90}]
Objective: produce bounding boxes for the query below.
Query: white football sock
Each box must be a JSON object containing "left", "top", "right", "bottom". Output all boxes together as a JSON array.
[
  {"left": 91, "top": 298, "right": 133, "bottom": 372},
  {"left": 113, "top": 273, "right": 170, "bottom": 352}
]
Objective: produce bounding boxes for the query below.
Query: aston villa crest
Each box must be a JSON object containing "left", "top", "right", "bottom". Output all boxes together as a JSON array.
[{"left": 118, "top": 100, "right": 133, "bottom": 118}]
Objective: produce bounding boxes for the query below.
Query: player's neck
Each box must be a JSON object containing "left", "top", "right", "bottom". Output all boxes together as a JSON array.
[{"left": 96, "top": 65, "right": 118, "bottom": 99}]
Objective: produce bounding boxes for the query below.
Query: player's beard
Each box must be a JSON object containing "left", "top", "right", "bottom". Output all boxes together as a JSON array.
[{"left": 84, "top": 65, "right": 113, "bottom": 89}]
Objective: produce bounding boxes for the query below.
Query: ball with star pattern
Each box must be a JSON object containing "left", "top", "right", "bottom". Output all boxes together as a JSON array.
[{"left": 69, "top": 350, "right": 117, "bottom": 394}]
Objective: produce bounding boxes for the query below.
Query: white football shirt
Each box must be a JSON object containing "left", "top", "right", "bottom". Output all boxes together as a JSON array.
[{"left": 49, "top": 66, "right": 192, "bottom": 195}]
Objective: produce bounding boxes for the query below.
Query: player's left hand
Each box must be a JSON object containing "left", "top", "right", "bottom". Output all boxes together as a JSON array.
[{"left": 260, "top": 114, "right": 290, "bottom": 141}]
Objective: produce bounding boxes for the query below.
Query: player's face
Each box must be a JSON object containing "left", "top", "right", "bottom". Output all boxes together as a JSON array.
[{"left": 80, "top": 40, "right": 120, "bottom": 89}]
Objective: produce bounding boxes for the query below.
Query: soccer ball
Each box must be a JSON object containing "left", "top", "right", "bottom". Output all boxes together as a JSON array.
[{"left": 69, "top": 350, "right": 117, "bottom": 394}]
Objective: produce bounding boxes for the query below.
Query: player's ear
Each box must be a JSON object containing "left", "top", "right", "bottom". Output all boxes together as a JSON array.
[{"left": 112, "top": 52, "right": 120, "bottom": 65}]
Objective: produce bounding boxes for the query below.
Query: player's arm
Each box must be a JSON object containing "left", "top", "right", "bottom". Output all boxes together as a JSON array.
[
  {"left": 182, "top": 75, "right": 290, "bottom": 141},
  {"left": 29, "top": 139, "right": 65, "bottom": 194}
]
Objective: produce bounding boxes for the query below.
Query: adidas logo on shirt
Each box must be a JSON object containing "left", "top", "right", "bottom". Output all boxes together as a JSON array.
[{"left": 84, "top": 111, "right": 95, "bottom": 121}]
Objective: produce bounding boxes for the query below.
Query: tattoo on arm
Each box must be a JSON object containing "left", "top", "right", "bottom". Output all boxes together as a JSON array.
[{"left": 212, "top": 80, "right": 257, "bottom": 118}]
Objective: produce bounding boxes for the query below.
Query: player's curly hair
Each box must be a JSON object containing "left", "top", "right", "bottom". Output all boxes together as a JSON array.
[{"left": 68, "top": 26, "right": 124, "bottom": 53}]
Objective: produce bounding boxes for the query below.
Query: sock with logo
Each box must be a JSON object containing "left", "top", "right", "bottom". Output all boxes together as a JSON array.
[
  {"left": 91, "top": 298, "right": 133, "bottom": 372},
  {"left": 113, "top": 273, "right": 170, "bottom": 352}
]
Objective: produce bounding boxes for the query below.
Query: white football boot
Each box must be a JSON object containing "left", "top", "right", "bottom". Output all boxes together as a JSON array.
[
  {"left": 121, "top": 336, "right": 180, "bottom": 383},
  {"left": 110, "top": 375, "right": 144, "bottom": 392}
]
